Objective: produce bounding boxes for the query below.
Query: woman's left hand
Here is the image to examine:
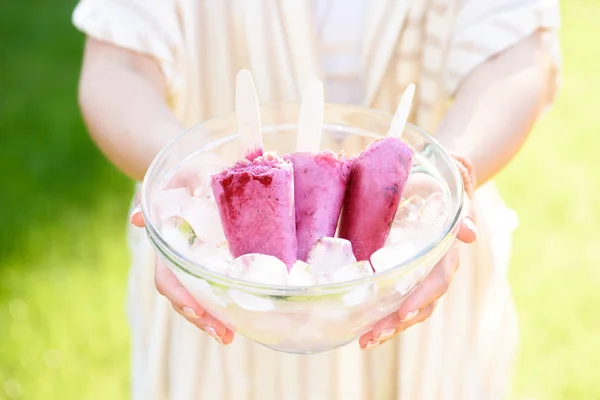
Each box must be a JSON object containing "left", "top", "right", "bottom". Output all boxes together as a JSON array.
[{"left": 358, "top": 178, "right": 477, "bottom": 350}]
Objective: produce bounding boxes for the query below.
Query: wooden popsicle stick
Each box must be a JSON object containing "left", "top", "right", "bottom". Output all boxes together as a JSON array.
[
  {"left": 296, "top": 79, "right": 324, "bottom": 152},
  {"left": 236, "top": 69, "right": 264, "bottom": 160},
  {"left": 387, "top": 83, "right": 415, "bottom": 140}
]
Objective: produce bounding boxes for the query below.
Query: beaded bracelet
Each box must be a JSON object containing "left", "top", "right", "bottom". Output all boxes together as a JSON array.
[{"left": 450, "top": 154, "right": 476, "bottom": 198}]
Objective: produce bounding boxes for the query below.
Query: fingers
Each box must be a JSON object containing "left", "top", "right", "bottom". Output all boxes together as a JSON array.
[
  {"left": 357, "top": 247, "right": 460, "bottom": 350},
  {"left": 154, "top": 258, "right": 205, "bottom": 320},
  {"left": 359, "top": 301, "right": 437, "bottom": 350},
  {"left": 398, "top": 247, "right": 459, "bottom": 315},
  {"left": 137, "top": 183, "right": 234, "bottom": 345},
  {"left": 220, "top": 328, "right": 236, "bottom": 346},
  {"left": 155, "top": 257, "right": 234, "bottom": 345}
]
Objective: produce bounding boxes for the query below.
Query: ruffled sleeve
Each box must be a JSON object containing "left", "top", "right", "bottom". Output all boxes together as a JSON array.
[
  {"left": 72, "top": 0, "right": 182, "bottom": 92},
  {"left": 445, "top": 0, "right": 561, "bottom": 108}
]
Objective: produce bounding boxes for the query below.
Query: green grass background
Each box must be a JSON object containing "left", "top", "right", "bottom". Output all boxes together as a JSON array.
[{"left": 1, "top": 1, "right": 598, "bottom": 399}]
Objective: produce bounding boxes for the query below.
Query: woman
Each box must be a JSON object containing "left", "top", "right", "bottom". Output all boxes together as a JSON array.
[{"left": 73, "top": 0, "right": 561, "bottom": 399}]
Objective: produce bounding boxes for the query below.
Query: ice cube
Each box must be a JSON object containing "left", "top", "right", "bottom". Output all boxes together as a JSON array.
[
  {"left": 395, "top": 265, "right": 426, "bottom": 296},
  {"left": 179, "top": 196, "right": 226, "bottom": 245},
  {"left": 419, "top": 192, "right": 450, "bottom": 228},
  {"left": 229, "top": 289, "right": 275, "bottom": 311},
  {"left": 161, "top": 216, "right": 198, "bottom": 252},
  {"left": 315, "top": 273, "right": 332, "bottom": 285},
  {"left": 343, "top": 283, "right": 377, "bottom": 307},
  {"left": 189, "top": 153, "right": 227, "bottom": 198},
  {"left": 381, "top": 194, "right": 446, "bottom": 276},
  {"left": 386, "top": 223, "right": 418, "bottom": 246},
  {"left": 161, "top": 153, "right": 225, "bottom": 194},
  {"left": 370, "top": 244, "right": 416, "bottom": 273},
  {"left": 229, "top": 254, "right": 288, "bottom": 285},
  {"left": 153, "top": 188, "right": 192, "bottom": 221},
  {"left": 306, "top": 237, "right": 357, "bottom": 277},
  {"left": 188, "top": 242, "right": 233, "bottom": 274},
  {"left": 174, "top": 271, "right": 229, "bottom": 309},
  {"left": 389, "top": 196, "right": 429, "bottom": 247},
  {"left": 393, "top": 195, "right": 426, "bottom": 224},
  {"left": 287, "top": 260, "right": 316, "bottom": 286},
  {"left": 332, "top": 261, "right": 373, "bottom": 283}
]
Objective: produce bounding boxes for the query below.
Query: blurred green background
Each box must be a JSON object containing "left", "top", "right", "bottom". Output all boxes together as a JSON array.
[{"left": 1, "top": 1, "right": 599, "bottom": 399}]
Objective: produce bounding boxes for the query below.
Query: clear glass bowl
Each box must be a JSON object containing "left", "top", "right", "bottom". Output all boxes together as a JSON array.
[{"left": 141, "top": 103, "right": 463, "bottom": 354}]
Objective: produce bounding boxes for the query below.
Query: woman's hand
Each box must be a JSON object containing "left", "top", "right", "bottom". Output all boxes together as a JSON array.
[
  {"left": 358, "top": 173, "right": 477, "bottom": 350},
  {"left": 130, "top": 201, "right": 235, "bottom": 346}
]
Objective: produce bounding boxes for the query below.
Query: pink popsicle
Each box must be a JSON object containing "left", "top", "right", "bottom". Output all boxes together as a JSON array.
[
  {"left": 339, "top": 137, "right": 414, "bottom": 261},
  {"left": 210, "top": 153, "right": 298, "bottom": 268},
  {"left": 284, "top": 150, "right": 350, "bottom": 261}
]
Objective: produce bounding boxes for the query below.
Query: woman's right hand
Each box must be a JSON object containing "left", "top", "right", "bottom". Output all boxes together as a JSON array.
[
  {"left": 130, "top": 202, "right": 235, "bottom": 346},
  {"left": 79, "top": 38, "right": 234, "bottom": 344}
]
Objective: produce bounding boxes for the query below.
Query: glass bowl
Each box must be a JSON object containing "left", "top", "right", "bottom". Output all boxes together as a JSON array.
[{"left": 141, "top": 103, "right": 463, "bottom": 354}]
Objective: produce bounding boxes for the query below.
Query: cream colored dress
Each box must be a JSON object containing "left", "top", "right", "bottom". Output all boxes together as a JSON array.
[{"left": 73, "top": 1, "right": 561, "bottom": 399}]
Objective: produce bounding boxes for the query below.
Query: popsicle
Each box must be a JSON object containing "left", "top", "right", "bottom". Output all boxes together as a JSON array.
[
  {"left": 210, "top": 70, "right": 298, "bottom": 267},
  {"left": 211, "top": 154, "right": 297, "bottom": 267},
  {"left": 285, "top": 150, "right": 349, "bottom": 260},
  {"left": 338, "top": 84, "right": 416, "bottom": 261},
  {"left": 283, "top": 80, "right": 350, "bottom": 261}
]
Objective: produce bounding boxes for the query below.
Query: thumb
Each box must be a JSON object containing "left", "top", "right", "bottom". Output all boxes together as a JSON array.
[{"left": 456, "top": 197, "right": 477, "bottom": 243}]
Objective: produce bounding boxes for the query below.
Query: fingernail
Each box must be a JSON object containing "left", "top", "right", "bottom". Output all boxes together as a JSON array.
[
  {"left": 130, "top": 204, "right": 141, "bottom": 218},
  {"left": 375, "top": 328, "right": 396, "bottom": 341},
  {"left": 465, "top": 217, "right": 478, "bottom": 238},
  {"left": 203, "top": 326, "right": 223, "bottom": 344},
  {"left": 401, "top": 309, "right": 419, "bottom": 322},
  {"left": 182, "top": 307, "right": 200, "bottom": 319},
  {"left": 204, "top": 326, "right": 219, "bottom": 338},
  {"left": 363, "top": 339, "right": 380, "bottom": 350}
]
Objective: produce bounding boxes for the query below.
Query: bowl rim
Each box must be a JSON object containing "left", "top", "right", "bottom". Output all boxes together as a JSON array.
[{"left": 141, "top": 102, "right": 464, "bottom": 296}]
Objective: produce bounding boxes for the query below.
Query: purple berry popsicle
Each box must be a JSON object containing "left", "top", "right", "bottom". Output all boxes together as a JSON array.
[
  {"left": 210, "top": 153, "right": 298, "bottom": 268},
  {"left": 338, "top": 137, "right": 414, "bottom": 261},
  {"left": 283, "top": 79, "right": 351, "bottom": 261},
  {"left": 284, "top": 150, "right": 349, "bottom": 261}
]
